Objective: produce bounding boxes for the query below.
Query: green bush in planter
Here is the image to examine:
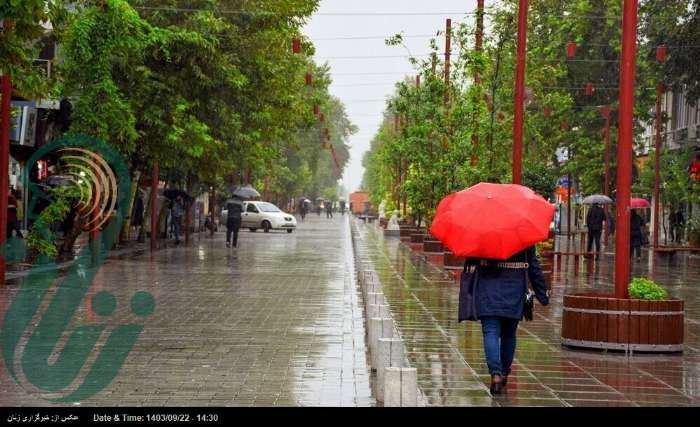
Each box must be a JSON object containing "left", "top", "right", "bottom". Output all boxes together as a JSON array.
[{"left": 629, "top": 277, "right": 668, "bottom": 300}]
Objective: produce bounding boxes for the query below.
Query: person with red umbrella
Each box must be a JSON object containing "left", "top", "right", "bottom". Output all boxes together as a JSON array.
[{"left": 430, "top": 183, "right": 552, "bottom": 395}]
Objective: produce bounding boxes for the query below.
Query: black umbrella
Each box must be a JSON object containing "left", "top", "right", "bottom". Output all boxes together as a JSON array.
[
  {"left": 232, "top": 184, "right": 261, "bottom": 200},
  {"left": 164, "top": 189, "right": 194, "bottom": 203}
]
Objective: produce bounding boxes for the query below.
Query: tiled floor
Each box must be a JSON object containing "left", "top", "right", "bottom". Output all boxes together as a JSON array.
[
  {"left": 0, "top": 216, "right": 374, "bottom": 407},
  {"left": 353, "top": 220, "right": 700, "bottom": 407}
]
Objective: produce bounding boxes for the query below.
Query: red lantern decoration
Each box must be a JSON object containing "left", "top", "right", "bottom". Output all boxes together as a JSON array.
[
  {"left": 656, "top": 45, "right": 667, "bottom": 63},
  {"left": 313, "top": 105, "right": 320, "bottom": 115},
  {"left": 566, "top": 41, "right": 576, "bottom": 59},
  {"left": 319, "top": 113, "right": 325, "bottom": 123},
  {"left": 305, "top": 73, "right": 312, "bottom": 86},
  {"left": 292, "top": 38, "right": 301, "bottom": 54},
  {"left": 543, "top": 107, "right": 553, "bottom": 118},
  {"left": 585, "top": 83, "right": 594, "bottom": 96},
  {"left": 599, "top": 105, "right": 610, "bottom": 119}
]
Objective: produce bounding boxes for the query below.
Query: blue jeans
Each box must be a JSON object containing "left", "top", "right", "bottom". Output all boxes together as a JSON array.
[
  {"left": 172, "top": 215, "right": 182, "bottom": 241},
  {"left": 480, "top": 316, "right": 520, "bottom": 376}
]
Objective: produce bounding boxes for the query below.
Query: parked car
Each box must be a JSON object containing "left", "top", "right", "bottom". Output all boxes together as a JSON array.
[{"left": 222, "top": 201, "right": 297, "bottom": 233}]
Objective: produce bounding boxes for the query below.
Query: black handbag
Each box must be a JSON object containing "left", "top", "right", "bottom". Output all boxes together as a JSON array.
[{"left": 458, "top": 263, "right": 479, "bottom": 322}]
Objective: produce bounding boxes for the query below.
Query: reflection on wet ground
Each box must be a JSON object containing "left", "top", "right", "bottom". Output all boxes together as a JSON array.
[
  {"left": 354, "top": 220, "right": 700, "bottom": 407},
  {"left": 0, "top": 216, "right": 374, "bottom": 406}
]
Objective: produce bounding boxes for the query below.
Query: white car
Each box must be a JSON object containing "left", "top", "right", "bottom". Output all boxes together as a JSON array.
[{"left": 238, "top": 201, "right": 297, "bottom": 233}]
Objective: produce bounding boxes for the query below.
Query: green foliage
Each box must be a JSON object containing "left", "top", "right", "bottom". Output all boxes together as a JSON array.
[
  {"left": 27, "top": 186, "right": 82, "bottom": 258},
  {"left": 522, "top": 162, "right": 558, "bottom": 200},
  {"left": 0, "top": 0, "right": 64, "bottom": 97},
  {"left": 628, "top": 277, "right": 668, "bottom": 300}
]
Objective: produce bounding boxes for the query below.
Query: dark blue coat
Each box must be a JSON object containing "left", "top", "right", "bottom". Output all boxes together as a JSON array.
[{"left": 466, "top": 247, "right": 549, "bottom": 320}]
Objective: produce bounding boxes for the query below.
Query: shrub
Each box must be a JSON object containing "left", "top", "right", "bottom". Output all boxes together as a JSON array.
[{"left": 628, "top": 277, "right": 668, "bottom": 300}]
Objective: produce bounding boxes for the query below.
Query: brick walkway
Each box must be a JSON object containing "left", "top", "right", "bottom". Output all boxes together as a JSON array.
[
  {"left": 353, "top": 220, "right": 700, "bottom": 407},
  {"left": 0, "top": 216, "right": 374, "bottom": 407}
]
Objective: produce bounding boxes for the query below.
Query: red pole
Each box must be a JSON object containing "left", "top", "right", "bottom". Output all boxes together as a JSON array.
[
  {"left": 614, "top": 0, "right": 638, "bottom": 299},
  {"left": 444, "top": 18, "right": 452, "bottom": 108},
  {"left": 472, "top": 0, "right": 485, "bottom": 166},
  {"left": 512, "top": 0, "right": 529, "bottom": 185},
  {"left": 0, "top": 20, "right": 12, "bottom": 286},
  {"left": 601, "top": 105, "right": 612, "bottom": 246},
  {"left": 0, "top": 61, "right": 11, "bottom": 286},
  {"left": 653, "top": 82, "right": 663, "bottom": 249},
  {"left": 150, "top": 162, "right": 158, "bottom": 251}
]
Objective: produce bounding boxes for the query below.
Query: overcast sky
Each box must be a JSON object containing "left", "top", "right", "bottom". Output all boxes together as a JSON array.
[{"left": 303, "top": 0, "right": 479, "bottom": 194}]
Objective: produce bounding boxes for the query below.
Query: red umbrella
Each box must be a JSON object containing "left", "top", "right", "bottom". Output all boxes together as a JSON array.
[
  {"left": 429, "top": 183, "right": 555, "bottom": 260},
  {"left": 630, "top": 198, "right": 651, "bottom": 209}
]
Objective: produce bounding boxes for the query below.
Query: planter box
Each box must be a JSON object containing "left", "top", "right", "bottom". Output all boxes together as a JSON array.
[
  {"left": 410, "top": 233, "right": 425, "bottom": 244},
  {"left": 423, "top": 239, "right": 444, "bottom": 254},
  {"left": 561, "top": 293, "right": 684, "bottom": 353},
  {"left": 443, "top": 251, "right": 465, "bottom": 271},
  {"left": 399, "top": 226, "right": 417, "bottom": 241}
]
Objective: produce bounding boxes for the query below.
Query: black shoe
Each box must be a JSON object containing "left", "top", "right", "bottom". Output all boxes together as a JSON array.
[{"left": 490, "top": 374, "right": 503, "bottom": 395}]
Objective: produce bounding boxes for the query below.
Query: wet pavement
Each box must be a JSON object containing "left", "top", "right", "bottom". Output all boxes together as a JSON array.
[
  {"left": 0, "top": 215, "right": 374, "bottom": 407},
  {"left": 353, "top": 220, "right": 700, "bottom": 407}
]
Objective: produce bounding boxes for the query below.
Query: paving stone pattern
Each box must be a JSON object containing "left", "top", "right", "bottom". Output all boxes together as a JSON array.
[
  {"left": 0, "top": 216, "right": 374, "bottom": 407},
  {"left": 353, "top": 220, "right": 700, "bottom": 407}
]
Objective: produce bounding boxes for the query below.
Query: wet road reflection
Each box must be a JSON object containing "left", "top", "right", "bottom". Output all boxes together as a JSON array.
[
  {"left": 354, "top": 220, "right": 700, "bottom": 407},
  {"left": 0, "top": 216, "right": 374, "bottom": 406}
]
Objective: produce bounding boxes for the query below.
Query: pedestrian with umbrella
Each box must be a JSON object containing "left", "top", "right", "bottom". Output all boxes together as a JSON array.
[
  {"left": 430, "top": 183, "right": 552, "bottom": 395},
  {"left": 225, "top": 196, "right": 244, "bottom": 248},
  {"left": 582, "top": 195, "right": 612, "bottom": 254},
  {"left": 630, "top": 209, "right": 646, "bottom": 261}
]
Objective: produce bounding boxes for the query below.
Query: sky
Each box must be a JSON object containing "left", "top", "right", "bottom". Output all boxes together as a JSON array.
[{"left": 303, "top": 0, "right": 479, "bottom": 194}]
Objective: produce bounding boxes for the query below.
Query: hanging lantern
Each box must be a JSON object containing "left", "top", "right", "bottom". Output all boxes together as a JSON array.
[
  {"left": 543, "top": 107, "right": 553, "bottom": 118},
  {"left": 561, "top": 120, "right": 569, "bottom": 130},
  {"left": 292, "top": 38, "right": 301, "bottom": 54},
  {"left": 305, "top": 73, "right": 313, "bottom": 86},
  {"left": 313, "top": 105, "right": 320, "bottom": 115},
  {"left": 566, "top": 41, "right": 577, "bottom": 59},
  {"left": 319, "top": 113, "right": 325, "bottom": 123},
  {"left": 599, "top": 105, "right": 611, "bottom": 119},
  {"left": 656, "top": 45, "right": 667, "bottom": 63},
  {"left": 585, "top": 83, "right": 594, "bottom": 96}
]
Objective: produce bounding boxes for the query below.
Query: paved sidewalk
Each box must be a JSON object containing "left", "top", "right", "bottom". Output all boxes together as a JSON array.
[
  {"left": 0, "top": 216, "right": 374, "bottom": 407},
  {"left": 353, "top": 220, "right": 700, "bottom": 407}
]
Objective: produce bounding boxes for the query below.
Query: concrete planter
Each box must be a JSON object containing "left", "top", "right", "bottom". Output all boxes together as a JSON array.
[{"left": 561, "top": 293, "right": 684, "bottom": 353}]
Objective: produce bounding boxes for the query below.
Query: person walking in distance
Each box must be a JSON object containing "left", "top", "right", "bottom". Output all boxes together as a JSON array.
[
  {"left": 339, "top": 199, "right": 346, "bottom": 216},
  {"left": 171, "top": 195, "right": 184, "bottom": 245},
  {"left": 586, "top": 203, "right": 606, "bottom": 254},
  {"left": 226, "top": 196, "right": 243, "bottom": 248},
  {"left": 7, "top": 188, "right": 23, "bottom": 238},
  {"left": 325, "top": 201, "right": 333, "bottom": 219},
  {"left": 630, "top": 209, "right": 645, "bottom": 261}
]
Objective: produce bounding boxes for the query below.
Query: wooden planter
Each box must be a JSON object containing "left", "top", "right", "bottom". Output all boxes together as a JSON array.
[
  {"left": 399, "top": 226, "right": 418, "bottom": 241},
  {"left": 423, "top": 239, "right": 444, "bottom": 254},
  {"left": 443, "top": 251, "right": 465, "bottom": 271},
  {"left": 409, "top": 233, "right": 426, "bottom": 251},
  {"left": 562, "top": 293, "right": 684, "bottom": 353}
]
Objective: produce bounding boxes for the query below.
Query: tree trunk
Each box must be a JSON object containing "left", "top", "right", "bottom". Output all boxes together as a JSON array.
[
  {"left": 56, "top": 213, "right": 88, "bottom": 263},
  {"left": 120, "top": 170, "right": 141, "bottom": 244}
]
